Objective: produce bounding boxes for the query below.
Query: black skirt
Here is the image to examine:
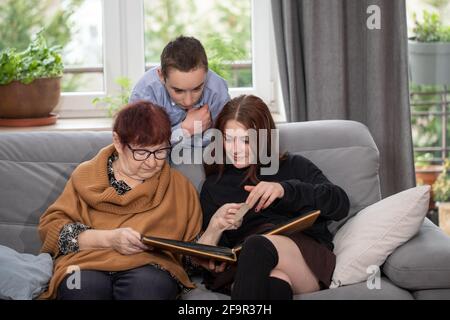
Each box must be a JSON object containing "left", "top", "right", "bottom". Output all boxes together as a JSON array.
[{"left": 202, "top": 228, "right": 336, "bottom": 295}]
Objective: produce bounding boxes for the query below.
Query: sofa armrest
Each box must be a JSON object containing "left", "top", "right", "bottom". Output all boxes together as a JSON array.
[{"left": 382, "top": 218, "right": 450, "bottom": 290}]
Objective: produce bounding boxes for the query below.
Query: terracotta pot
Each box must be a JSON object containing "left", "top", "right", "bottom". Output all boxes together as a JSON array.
[
  {"left": 0, "top": 77, "right": 61, "bottom": 119},
  {"left": 438, "top": 202, "right": 450, "bottom": 236},
  {"left": 415, "top": 165, "right": 443, "bottom": 209}
]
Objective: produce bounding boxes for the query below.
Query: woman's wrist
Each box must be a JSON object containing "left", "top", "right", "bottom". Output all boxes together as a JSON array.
[
  {"left": 78, "top": 229, "right": 114, "bottom": 250},
  {"left": 198, "top": 226, "right": 222, "bottom": 246}
]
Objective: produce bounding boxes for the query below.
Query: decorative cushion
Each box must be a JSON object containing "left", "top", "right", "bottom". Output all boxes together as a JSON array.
[
  {"left": 331, "top": 186, "right": 430, "bottom": 287},
  {"left": 0, "top": 245, "right": 53, "bottom": 300}
]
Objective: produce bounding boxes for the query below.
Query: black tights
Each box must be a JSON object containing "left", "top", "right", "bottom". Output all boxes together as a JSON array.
[{"left": 231, "top": 235, "right": 293, "bottom": 300}]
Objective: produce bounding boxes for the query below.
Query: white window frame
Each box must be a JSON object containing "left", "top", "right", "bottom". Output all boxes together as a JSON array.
[{"left": 54, "top": 0, "right": 279, "bottom": 118}]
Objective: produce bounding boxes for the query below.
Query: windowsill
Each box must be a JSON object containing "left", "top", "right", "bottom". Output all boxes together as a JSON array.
[
  {"left": 0, "top": 113, "right": 286, "bottom": 133},
  {"left": 0, "top": 118, "right": 113, "bottom": 132}
]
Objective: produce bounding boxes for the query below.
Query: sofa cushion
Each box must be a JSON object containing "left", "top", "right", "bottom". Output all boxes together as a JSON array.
[
  {"left": 0, "top": 245, "right": 53, "bottom": 300},
  {"left": 383, "top": 218, "right": 450, "bottom": 290},
  {"left": 0, "top": 131, "right": 112, "bottom": 254},
  {"left": 182, "top": 276, "right": 415, "bottom": 300},
  {"left": 331, "top": 186, "right": 430, "bottom": 287},
  {"left": 297, "top": 277, "right": 414, "bottom": 300},
  {"left": 412, "top": 289, "right": 450, "bottom": 300},
  {"left": 181, "top": 276, "right": 230, "bottom": 300},
  {"left": 278, "top": 120, "right": 381, "bottom": 234}
]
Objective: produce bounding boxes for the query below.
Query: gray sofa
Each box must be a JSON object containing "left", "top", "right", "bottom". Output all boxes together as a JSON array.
[{"left": 1, "top": 120, "right": 449, "bottom": 300}]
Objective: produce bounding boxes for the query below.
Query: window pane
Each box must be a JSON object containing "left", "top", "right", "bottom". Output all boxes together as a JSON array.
[
  {"left": 406, "top": 1, "right": 450, "bottom": 166},
  {"left": 411, "top": 85, "right": 443, "bottom": 150},
  {"left": 143, "top": 0, "right": 252, "bottom": 88},
  {"left": 0, "top": 0, "right": 103, "bottom": 93},
  {"left": 61, "top": 0, "right": 103, "bottom": 92}
]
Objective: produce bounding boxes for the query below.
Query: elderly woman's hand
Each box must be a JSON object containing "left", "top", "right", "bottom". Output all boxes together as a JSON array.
[
  {"left": 197, "top": 203, "right": 244, "bottom": 249},
  {"left": 210, "top": 203, "right": 244, "bottom": 232},
  {"left": 110, "top": 227, "right": 150, "bottom": 255},
  {"left": 191, "top": 257, "right": 228, "bottom": 273}
]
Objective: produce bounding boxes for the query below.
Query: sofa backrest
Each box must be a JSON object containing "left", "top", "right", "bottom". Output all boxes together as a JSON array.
[
  {"left": 0, "top": 120, "right": 381, "bottom": 254},
  {"left": 0, "top": 132, "right": 112, "bottom": 254}
]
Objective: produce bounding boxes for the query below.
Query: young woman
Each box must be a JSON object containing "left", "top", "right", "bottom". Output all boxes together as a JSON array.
[{"left": 197, "top": 95, "right": 350, "bottom": 300}]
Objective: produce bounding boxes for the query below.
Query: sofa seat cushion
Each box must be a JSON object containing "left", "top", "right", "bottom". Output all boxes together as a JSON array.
[
  {"left": 0, "top": 245, "right": 53, "bottom": 300},
  {"left": 181, "top": 276, "right": 230, "bottom": 300},
  {"left": 296, "top": 277, "right": 414, "bottom": 300},
  {"left": 383, "top": 218, "right": 450, "bottom": 290},
  {"left": 412, "top": 289, "right": 450, "bottom": 300}
]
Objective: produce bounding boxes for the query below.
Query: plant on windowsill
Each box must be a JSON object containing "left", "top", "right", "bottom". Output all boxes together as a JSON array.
[
  {"left": 0, "top": 30, "right": 64, "bottom": 127},
  {"left": 432, "top": 158, "right": 450, "bottom": 235},
  {"left": 409, "top": 10, "right": 450, "bottom": 85},
  {"left": 92, "top": 77, "right": 132, "bottom": 117}
]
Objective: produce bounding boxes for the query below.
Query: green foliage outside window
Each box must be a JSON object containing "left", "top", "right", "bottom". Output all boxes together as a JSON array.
[
  {"left": 433, "top": 159, "right": 450, "bottom": 201},
  {"left": 410, "top": 83, "right": 447, "bottom": 167},
  {"left": 0, "top": 0, "right": 82, "bottom": 51},
  {"left": 412, "top": 10, "right": 450, "bottom": 42},
  {"left": 144, "top": 0, "right": 252, "bottom": 88}
]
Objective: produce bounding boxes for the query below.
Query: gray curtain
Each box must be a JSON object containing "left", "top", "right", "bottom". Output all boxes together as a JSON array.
[{"left": 272, "top": 0, "right": 415, "bottom": 198}]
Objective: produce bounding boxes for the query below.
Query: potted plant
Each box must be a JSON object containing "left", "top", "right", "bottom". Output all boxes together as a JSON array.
[
  {"left": 415, "top": 153, "right": 442, "bottom": 182},
  {"left": 409, "top": 10, "right": 450, "bottom": 85},
  {"left": 92, "top": 77, "right": 132, "bottom": 117},
  {"left": 415, "top": 152, "right": 443, "bottom": 209},
  {"left": 432, "top": 159, "right": 450, "bottom": 235},
  {"left": 0, "top": 30, "right": 64, "bottom": 126}
]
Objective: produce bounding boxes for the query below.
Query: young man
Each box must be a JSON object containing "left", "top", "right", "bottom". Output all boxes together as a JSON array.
[{"left": 130, "top": 36, "right": 230, "bottom": 147}]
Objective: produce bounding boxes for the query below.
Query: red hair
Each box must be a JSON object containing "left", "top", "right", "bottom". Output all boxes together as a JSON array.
[{"left": 113, "top": 101, "right": 171, "bottom": 146}]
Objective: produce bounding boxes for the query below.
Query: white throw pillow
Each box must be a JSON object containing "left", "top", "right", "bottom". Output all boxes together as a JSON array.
[{"left": 330, "top": 185, "right": 430, "bottom": 288}]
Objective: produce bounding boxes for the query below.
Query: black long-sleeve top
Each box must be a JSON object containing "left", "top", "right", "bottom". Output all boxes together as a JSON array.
[{"left": 200, "top": 153, "right": 350, "bottom": 251}]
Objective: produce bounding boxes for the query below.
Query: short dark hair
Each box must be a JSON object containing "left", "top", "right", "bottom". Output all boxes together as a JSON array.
[
  {"left": 113, "top": 101, "right": 171, "bottom": 147},
  {"left": 160, "top": 35, "right": 208, "bottom": 78}
]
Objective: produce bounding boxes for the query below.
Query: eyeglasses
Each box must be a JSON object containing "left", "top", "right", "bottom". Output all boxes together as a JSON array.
[{"left": 126, "top": 144, "right": 171, "bottom": 161}]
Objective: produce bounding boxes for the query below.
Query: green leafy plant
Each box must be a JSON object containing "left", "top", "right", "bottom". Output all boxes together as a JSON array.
[
  {"left": 433, "top": 159, "right": 450, "bottom": 201},
  {"left": 410, "top": 83, "right": 446, "bottom": 167},
  {"left": 412, "top": 10, "right": 450, "bottom": 42},
  {"left": 204, "top": 33, "right": 245, "bottom": 81},
  {"left": 0, "top": 30, "right": 64, "bottom": 85},
  {"left": 415, "top": 152, "right": 435, "bottom": 167},
  {"left": 92, "top": 77, "right": 132, "bottom": 117}
]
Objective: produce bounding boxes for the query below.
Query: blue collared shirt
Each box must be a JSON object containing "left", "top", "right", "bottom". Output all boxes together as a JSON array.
[{"left": 129, "top": 66, "right": 230, "bottom": 146}]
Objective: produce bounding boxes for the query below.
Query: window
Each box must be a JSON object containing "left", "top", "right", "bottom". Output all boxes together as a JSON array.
[
  {"left": 0, "top": 0, "right": 278, "bottom": 119},
  {"left": 143, "top": 0, "right": 253, "bottom": 89},
  {"left": 406, "top": 0, "right": 450, "bottom": 167}
]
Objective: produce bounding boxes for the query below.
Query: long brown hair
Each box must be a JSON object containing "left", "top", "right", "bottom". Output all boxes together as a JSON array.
[{"left": 205, "top": 95, "right": 284, "bottom": 184}]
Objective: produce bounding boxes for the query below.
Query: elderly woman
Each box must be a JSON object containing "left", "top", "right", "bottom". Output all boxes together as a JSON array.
[{"left": 38, "top": 101, "right": 202, "bottom": 300}]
